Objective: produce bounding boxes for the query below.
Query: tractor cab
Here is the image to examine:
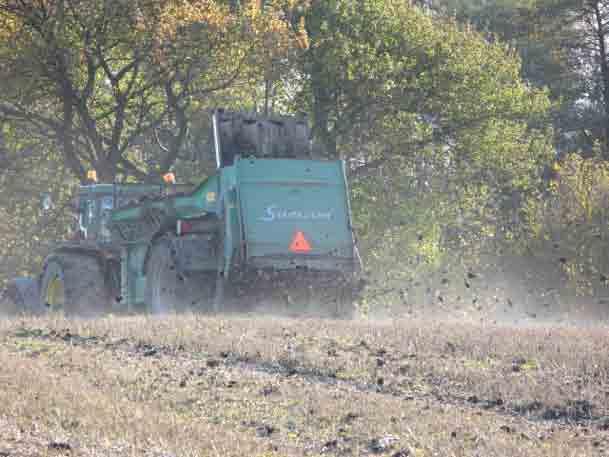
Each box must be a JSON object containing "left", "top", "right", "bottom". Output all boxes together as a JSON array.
[{"left": 75, "top": 183, "right": 189, "bottom": 242}]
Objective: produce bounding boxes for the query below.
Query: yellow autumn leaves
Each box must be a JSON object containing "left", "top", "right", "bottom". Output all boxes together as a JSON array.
[
  {"left": 156, "top": 0, "right": 232, "bottom": 41},
  {"left": 0, "top": 11, "right": 18, "bottom": 41}
]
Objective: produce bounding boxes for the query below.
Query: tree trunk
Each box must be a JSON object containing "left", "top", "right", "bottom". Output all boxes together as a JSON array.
[
  {"left": 312, "top": 76, "right": 337, "bottom": 158},
  {"left": 593, "top": 0, "right": 609, "bottom": 156}
]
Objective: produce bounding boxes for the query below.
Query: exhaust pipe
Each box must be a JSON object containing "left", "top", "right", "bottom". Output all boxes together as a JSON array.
[{"left": 212, "top": 110, "right": 222, "bottom": 169}]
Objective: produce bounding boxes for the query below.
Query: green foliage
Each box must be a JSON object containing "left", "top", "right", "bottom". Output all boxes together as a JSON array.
[
  {"left": 536, "top": 154, "right": 609, "bottom": 294},
  {"left": 433, "top": 0, "right": 608, "bottom": 156},
  {"left": 0, "top": 0, "right": 261, "bottom": 182}
]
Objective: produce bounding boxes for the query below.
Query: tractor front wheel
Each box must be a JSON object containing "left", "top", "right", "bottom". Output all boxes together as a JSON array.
[{"left": 39, "top": 253, "right": 110, "bottom": 315}]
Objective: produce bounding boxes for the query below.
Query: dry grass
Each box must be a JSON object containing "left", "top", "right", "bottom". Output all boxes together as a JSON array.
[{"left": 1, "top": 313, "right": 608, "bottom": 456}]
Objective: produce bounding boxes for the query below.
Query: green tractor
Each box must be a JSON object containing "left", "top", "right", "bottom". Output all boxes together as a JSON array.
[{"left": 5, "top": 110, "right": 362, "bottom": 317}]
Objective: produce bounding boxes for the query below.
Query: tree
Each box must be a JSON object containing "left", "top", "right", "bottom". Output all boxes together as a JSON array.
[
  {"left": 288, "top": 0, "right": 433, "bottom": 158},
  {"left": 538, "top": 0, "right": 609, "bottom": 156},
  {"left": 0, "top": 0, "right": 250, "bottom": 183},
  {"left": 431, "top": 0, "right": 609, "bottom": 157},
  {"left": 280, "top": 0, "right": 551, "bottom": 173}
]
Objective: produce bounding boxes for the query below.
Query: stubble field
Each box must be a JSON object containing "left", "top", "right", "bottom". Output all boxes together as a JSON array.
[{"left": 1, "top": 312, "right": 609, "bottom": 457}]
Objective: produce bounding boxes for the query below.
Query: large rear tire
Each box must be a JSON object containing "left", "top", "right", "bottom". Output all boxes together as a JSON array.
[
  {"left": 39, "top": 252, "right": 110, "bottom": 315},
  {"left": 144, "top": 239, "right": 216, "bottom": 314}
]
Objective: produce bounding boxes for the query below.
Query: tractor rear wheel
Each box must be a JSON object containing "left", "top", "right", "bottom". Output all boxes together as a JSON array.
[
  {"left": 39, "top": 252, "right": 110, "bottom": 315},
  {"left": 145, "top": 240, "right": 216, "bottom": 314}
]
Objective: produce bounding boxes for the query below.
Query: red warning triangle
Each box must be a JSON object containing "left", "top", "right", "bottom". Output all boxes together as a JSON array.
[{"left": 289, "top": 231, "right": 312, "bottom": 253}]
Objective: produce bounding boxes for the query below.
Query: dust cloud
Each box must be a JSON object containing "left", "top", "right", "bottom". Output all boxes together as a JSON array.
[{"left": 365, "top": 253, "right": 609, "bottom": 327}]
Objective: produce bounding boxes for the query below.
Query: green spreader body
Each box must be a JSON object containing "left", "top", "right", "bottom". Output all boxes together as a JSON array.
[{"left": 105, "top": 156, "right": 358, "bottom": 307}]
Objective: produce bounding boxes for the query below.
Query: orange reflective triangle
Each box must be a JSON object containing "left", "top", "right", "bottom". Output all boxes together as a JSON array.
[{"left": 289, "top": 231, "right": 312, "bottom": 253}]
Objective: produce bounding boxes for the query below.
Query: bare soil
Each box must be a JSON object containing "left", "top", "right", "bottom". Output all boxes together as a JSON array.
[{"left": 1, "top": 312, "right": 608, "bottom": 456}]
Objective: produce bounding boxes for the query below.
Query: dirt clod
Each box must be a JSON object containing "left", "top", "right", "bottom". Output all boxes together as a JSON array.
[
  {"left": 48, "top": 441, "right": 71, "bottom": 451},
  {"left": 511, "top": 357, "right": 527, "bottom": 372},
  {"left": 341, "top": 412, "right": 359, "bottom": 424},
  {"left": 391, "top": 450, "right": 410, "bottom": 457},
  {"left": 321, "top": 439, "right": 338, "bottom": 453},
  {"left": 260, "top": 384, "right": 278, "bottom": 396},
  {"left": 255, "top": 424, "right": 276, "bottom": 438},
  {"left": 369, "top": 435, "right": 399, "bottom": 453},
  {"left": 598, "top": 418, "right": 609, "bottom": 431},
  {"left": 206, "top": 359, "right": 220, "bottom": 368},
  {"left": 482, "top": 398, "right": 504, "bottom": 409}
]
